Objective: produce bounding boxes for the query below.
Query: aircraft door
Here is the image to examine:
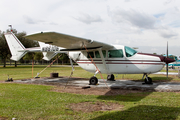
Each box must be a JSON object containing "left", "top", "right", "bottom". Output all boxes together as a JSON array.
[
  {"left": 124, "top": 46, "right": 138, "bottom": 74},
  {"left": 107, "top": 49, "right": 127, "bottom": 74}
]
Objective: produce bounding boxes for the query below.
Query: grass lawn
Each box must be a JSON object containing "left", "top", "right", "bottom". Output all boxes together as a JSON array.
[
  {"left": 0, "top": 65, "right": 180, "bottom": 82},
  {"left": 0, "top": 65, "right": 180, "bottom": 119},
  {"left": 1, "top": 83, "right": 180, "bottom": 119},
  {"left": 0, "top": 65, "right": 94, "bottom": 81}
]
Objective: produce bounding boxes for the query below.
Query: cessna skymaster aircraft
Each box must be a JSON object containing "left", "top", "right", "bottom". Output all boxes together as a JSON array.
[
  {"left": 4, "top": 32, "right": 66, "bottom": 61},
  {"left": 24, "top": 32, "right": 175, "bottom": 85}
]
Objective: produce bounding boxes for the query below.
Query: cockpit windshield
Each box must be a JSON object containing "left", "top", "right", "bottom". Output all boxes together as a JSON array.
[{"left": 125, "top": 46, "right": 137, "bottom": 57}]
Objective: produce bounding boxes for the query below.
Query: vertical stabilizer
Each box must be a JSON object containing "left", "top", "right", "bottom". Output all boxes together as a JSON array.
[{"left": 4, "top": 32, "right": 27, "bottom": 61}]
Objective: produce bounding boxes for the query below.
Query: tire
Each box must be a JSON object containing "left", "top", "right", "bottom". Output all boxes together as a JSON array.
[
  {"left": 89, "top": 77, "right": 98, "bottom": 85},
  {"left": 107, "top": 74, "right": 115, "bottom": 81},
  {"left": 145, "top": 77, "right": 152, "bottom": 84}
]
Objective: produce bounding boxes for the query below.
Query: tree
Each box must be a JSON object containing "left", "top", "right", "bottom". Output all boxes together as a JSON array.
[
  {"left": 23, "top": 52, "right": 35, "bottom": 61},
  {"left": 0, "top": 31, "right": 10, "bottom": 67},
  {"left": 34, "top": 52, "right": 43, "bottom": 64},
  {"left": 58, "top": 53, "right": 69, "bottom": 65}
]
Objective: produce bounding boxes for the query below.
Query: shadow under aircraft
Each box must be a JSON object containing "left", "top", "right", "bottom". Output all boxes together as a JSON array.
[{"left": 91, "top": 105, "right": 180, "bottom": 120}]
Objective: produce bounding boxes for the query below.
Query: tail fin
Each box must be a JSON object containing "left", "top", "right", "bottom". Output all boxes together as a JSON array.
[
  {"left": 4, "top": 32, "right": 27, "bottom": 61},
  {"left": 38, "top": 41, "right": 58, "bottom": 61}
]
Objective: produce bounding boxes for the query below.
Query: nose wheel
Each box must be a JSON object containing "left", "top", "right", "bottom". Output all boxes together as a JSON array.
[
  {"left": 107, "top": 74, "right": 115, "bottom": 81},
  {"left": 142, "top": 74, "right": 153, "bottom": 85},
  {"left": 144, "top": 77, "right": 152, "bottom": 84}
]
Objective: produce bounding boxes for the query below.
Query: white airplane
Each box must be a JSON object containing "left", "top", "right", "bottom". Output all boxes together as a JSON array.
[
  {"left": 4, "top": 32, "right": 66, "bottom": 61},
  {"left": 25, "top": 32, "right": 175, "bottom": 85}
]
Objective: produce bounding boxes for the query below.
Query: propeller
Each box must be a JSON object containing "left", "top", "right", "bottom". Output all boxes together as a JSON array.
[{"left": 166, "top": 41, "right": 168, "bottom": 78}]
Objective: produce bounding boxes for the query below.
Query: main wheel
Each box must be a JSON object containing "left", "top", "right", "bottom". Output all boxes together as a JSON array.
[
  {"left": 144, "top": 77, "right": 152, "bottom": 84},
  {"left": 107, "top": 74, "right": 115, "bottom": 81},
  {"left": 89, "top": 77, "right": 98, "bottom": 85}
]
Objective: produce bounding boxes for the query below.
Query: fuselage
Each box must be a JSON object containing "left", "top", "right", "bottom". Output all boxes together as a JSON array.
[{"left": 69, "top": 45, "right": 167, "bottom": 74}]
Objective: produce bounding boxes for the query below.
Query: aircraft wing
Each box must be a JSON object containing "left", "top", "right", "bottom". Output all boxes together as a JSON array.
[{"left": 25, "top": 32, "right": 114, "bottom": 50}]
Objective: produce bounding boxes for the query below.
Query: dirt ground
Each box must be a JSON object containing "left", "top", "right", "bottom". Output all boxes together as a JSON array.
[
  {"left": 70, "top": 101, "right": 124, "bottom": 112},
  {"left": 0, "top": 116, "right": 8, "bottom": 120},
  {"left": 51, "top": 85, "right": 143, "bottom": 96},
  {"left": 50, "top": 85, "right": 143, "bottom": 112}
]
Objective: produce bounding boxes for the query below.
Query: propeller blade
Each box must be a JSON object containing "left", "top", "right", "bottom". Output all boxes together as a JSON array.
[
  {"left": 166, "top": 41, "right": 168, "bottom": 78},
  {"left": 166, "top": 63, "right": 168, "bottom": 78},
  {"left": 167, "top": 41, "right": 168, "bottom": 57}
]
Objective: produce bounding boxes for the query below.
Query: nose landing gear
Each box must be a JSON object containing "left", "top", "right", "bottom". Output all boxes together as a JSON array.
[
  {"left": 107, "top": 74, "right": 115, "bottom": 81},
  {"left": 142, "top": 73, "right": 153, "bottom": 84}
]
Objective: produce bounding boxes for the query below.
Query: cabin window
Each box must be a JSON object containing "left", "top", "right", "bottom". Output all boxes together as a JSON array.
[
  {"left": 95, "top": 50, "right": 106, "bottom": 58},
  {"left": 108, "top": 49, "right": 124, "bottom": 58},
  {"left": 95, "top": 51, "right": 100, "bottom": 58},
  {"left": 87, "top": 52, "right": 94, "bottom": 58},
  {"left": 102, "top": 50, "right": 106, "bottom": 58},
  {"left": 125, "top": 46, "right": 137, "bottom": 57}
]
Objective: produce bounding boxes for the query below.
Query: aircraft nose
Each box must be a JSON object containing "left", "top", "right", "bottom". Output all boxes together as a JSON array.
[{"left": 163, "top": 57, "right": 175, "bottom": 64}]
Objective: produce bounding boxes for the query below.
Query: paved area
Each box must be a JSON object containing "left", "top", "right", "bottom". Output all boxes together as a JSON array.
[
  {"left": 154, "top": 72, "right": 178, "bottom": 75},
  {"left": 13, "top": 76, "right": 180, "bottom": 92}
]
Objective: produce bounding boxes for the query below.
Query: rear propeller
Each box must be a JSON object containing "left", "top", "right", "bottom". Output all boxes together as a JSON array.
[{"left": 166, "top": 41, "right": 168, "bottom": 79}]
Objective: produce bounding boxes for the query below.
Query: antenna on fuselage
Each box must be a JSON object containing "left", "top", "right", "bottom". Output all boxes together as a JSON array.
[{"left": 8, "top": 25, "right": 13, "bottom": 32}]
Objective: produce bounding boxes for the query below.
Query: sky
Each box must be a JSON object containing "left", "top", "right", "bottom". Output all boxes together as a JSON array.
[{"left": 1, "top": 0, "right": 180, "bottom": 56}]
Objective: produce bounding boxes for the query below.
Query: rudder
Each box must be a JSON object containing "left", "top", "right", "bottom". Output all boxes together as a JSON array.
[{"left": 4, "top": 32, "right": 27, "bottom": 61}]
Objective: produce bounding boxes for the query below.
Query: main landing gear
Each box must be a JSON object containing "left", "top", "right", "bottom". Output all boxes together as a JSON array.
[
  {"left": 89, "top": 71, "right": 99, "bottom": 85},
  {"left": 142, "top": 73, "right": 153, "bottom": 85},
  {"left": 89, "top": 74, "right": 115, "bottom": 85},
  {"left": 89, "top": 76, "right": 98, "bottom": 85}
]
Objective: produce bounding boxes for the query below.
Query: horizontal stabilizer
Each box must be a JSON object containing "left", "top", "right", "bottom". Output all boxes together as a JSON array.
[
  {"left": 10, "top": 52, "right": 28, "bottom": 61},
  {"left": 42, "top": 52, "right": 58, "bottom": 61}
]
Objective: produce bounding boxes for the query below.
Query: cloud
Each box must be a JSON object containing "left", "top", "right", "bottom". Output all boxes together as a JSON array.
[
  {"left": 153, "top": 13, "right": 165, "bottom": 18},
  {"left": 124, "top": 0, "right": 131, "bottom": 2},
  {"left": 110, "top": 9, "right": 157, "bottom": 29},
  {"left": 159, "top": 7, "right": 180, "bottom": 28},
  {"left": 74, "top": 13, "right": 103, "bottom": 24},
  {"left": 23, "top": 15, "right": 58, "bottom": 25},
  {"left": 164, "top": 0, "right": 174, "bottom": 5},
  {"left": 23, "top": 16, "right": 37, "bottom": 24},
  {"left": 157, "top": 28, "right": 178, "bottom": 38}
]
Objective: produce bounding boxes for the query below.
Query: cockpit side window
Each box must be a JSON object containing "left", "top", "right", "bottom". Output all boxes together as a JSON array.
[
  {"left": 87, "top": 52, "right": 94, "bottom": 58},
  {"left": 108, "top": 49, "right": 124, "bottom": 58},
  {"left": 95, "top": 50, "right": 106, "bottom": 58},
  {"left": 125, "top": 46, "right": 137, "bottom": 57}
]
